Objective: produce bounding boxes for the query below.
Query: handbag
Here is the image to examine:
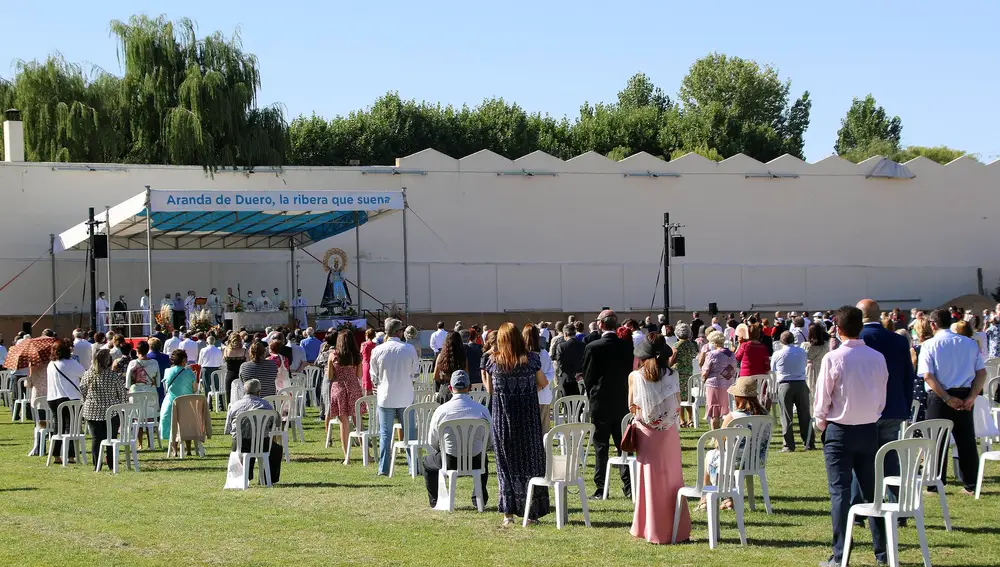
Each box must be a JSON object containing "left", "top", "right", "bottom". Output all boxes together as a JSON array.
[{"left": 620, "top": 418, "right": 639, "bottom": 454}]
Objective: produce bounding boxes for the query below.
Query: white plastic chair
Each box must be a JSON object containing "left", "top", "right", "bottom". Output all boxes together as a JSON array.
[
  {"left": 232, "top": 409, "right": 279, "bottom": 489},
  {"left": 11, "top": 377, "right": 30, "bottom": 422},
  {"left": 975, "top": 448, "right": 1000, "bottom": 499},
  {"left": 303, "top": 365, "right": 322, "bottom": 407},
  {"left": 844, "top": 438, "right": 934, "bottom": 567},
  {"left": 730, "top": 415, "right": 774, "bottom": 513},
  {"left": 418, "top": 359, "right": 434, "bottom": 385},
  {"left": 325, "top": 414, "right": 353, "bottom": 449},
  {"left": 346, "top": 395, "right": 379, "bottom": 467},
  {"left": 390, "top": 401, "right": 439, "bottom": 478},
  {"left": 29, "top": 398, "right": 51, "bottom": 457},
  {"left": 885, "top": 418, "right": 953, "bottom": 531},
  {"left": 290, "top": 371, "right": 307, "bottom": 389},
  {"left": 97, "top": 403, "right": 142, "bottom": 474},
  {"left": 680, "top": 379, "right": 705, "bottom": 429},
  {"left": 468, "top": 390, "right": 488, "bottom": 406},
  {"left": 206, "top": 370, "right": 227, "bottom": 412},
  {"left": 277, "top": 386, "right": 307, "bottom": 442},
  {"left": 129, "top": 392, "right": 161, "bottom": 449},
  {"left": 469, "top": 383, "right": 484, "bottom": 392},
  {"left": 0, "top": 370, "right": 12, "bottom": 408},
  {"left": 973, "top": 395, "right": 1000, "bottom": 453},
  {"left": 433, "top": 418, "right": 491, "bottom": 512},
  {"left": 602, "top": 413, "right": 637, "bottom": 503},
  {"left": 524, "top": 422, "right": 594, "bottom": 529},
  {"left": 673, "top": 428, "right": 749, "bottom": 548},
  {"left": 263, "top": 394, "right": 292, "bottom": 462},
  {"left": 552, "top": 395, "right": 589, "bottom": 426},
  {"left": 45, "top": 399, "right": 88, "bottom": 467},
  {"left": 985, "top": 357, "right": 1000, "bottom": 378}
]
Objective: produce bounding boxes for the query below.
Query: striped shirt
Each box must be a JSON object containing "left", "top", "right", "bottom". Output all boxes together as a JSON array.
[{"left": 238, "top": 360, "right": 279, "bottom": 397}]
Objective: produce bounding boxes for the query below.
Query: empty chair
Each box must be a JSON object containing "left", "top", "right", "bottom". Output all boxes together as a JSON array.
[
  {"left": 0, "top": 370, "right": 12, "bottom": 408},
  {"left": 129, "top": 392, "right": 161, "bottom": 450},
  {"left": 673, "top": 428, "right": 750, "bottom": 548},
  {"left": 11, "top": 377, "right": 30, "bottom": 422},
  {"left": 680, "top": 380, "right": 705, "bottom": 429},
  {"left": 468, "top": 390, "right": 488, "bottom": 406},
  {"left": 418, "top": 360, "right": 434, "bottom": 385},
  {"left": 552, "top": 395, "right": 589, "bottom": 426},
  {"left": 985, "top": 358, "right": 1000, "bottom": 378},
  {"left": 277, "top": 386, "right": 307, "bottom": 442},
  {"left": 885, "top": 418, "right": 953, "bottom": 530},
  {"left": 976, "top": 446, "right": 1000, "bottom": 499},
  {"left": 433, "top": 418, "right": 491, "bottom": 512},
  {"left": 263, "top": 394, "right": 292, "bottom": 462},
  {"left": 45, "top": 399, "right": 87, "bottom": 467},
  {"left": 230, "top": 409, "right": 280, "bottom": 489},
  {"left": 206, "top": 370, "right": 227, "bottom": 412},
  {"left": 346, "top": 395, "right": 379, "bottom": 467},
  {"left": 303, "top": 366, "right": 322, "bottom": 407},
  {"left": 844, "top": 438, "right": 934, "bottom": 567},
  {"left": 97, "top": 403, "right": 142, "bottom": 474},
  {"left": 289, "top": 371, "right": 307, "bottom": 389},
  {"left": 390, "top": 401, "right": 439, "bottom": 478},
  {"left": 602, "top": 413, "right": 637, "bottom": 502},
  {"left": 730, "top": 415, "right": 774, "bottom": 513},
  {"left": 973, "top": 395, "right": 1000, "bottom": 453},
  {"left": 469, "top": 383, "right": 485, "bottom": 392},
  {"left": 29, "top": 398, "right": 51, "bottom": 458},
  {"left": 524, "top": 422, "right": 594, "bottom": 529}
]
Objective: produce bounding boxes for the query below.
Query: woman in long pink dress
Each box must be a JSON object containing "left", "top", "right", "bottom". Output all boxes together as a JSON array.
[
  {"left": 327, "top": 329, "right": 363, "bottom": 464},
  {"left": 629, "top": 333, "right": 690, "bottom": 544},
  {"left": 360, "top": 328, "right": 376, "bottom": 395}
]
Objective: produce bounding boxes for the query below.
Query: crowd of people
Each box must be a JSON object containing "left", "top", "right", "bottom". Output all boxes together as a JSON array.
[{"left": 3, "top": 298, "right": 997, "bottom": 562}]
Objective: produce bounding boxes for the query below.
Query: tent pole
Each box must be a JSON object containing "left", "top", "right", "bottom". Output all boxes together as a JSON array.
[
  {"left": 290, "top": 240, "right": 296, "bottom": 315},
  {"left": 105, "top": 206, "right": 112, "bottom": 307},
  {"left": 88, "top": 207, "right": 97, "bottom": 331},
  {"left": 50, "top": 233, "right": 57, "bottom": 331},
  {"left": 355, "top": 211, "right": 362, "bottom": 316},
  {"left": 402, "top": 187, "right": 409, "bottom": 320},
  {"left": 145, "top": 186, "right": 153, "bottom": 331}
]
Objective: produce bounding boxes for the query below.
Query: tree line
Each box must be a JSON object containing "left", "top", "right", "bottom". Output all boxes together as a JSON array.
[{"left": 0, "top": 15, "right": 973, "bottom": 169}]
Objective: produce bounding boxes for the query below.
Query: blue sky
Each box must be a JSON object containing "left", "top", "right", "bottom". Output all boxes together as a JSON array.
[{"left": 3, "top": 0, "right": 998, "bottom": 162}]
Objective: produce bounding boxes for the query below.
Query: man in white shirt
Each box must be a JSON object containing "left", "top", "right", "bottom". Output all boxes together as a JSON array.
[
  {"left": 257, "top": 290, "right": 272, "bottom": 312},
  {"left": 287, "top": 335, "right": 307, "bottom": 374},
  {"left": 139, "top": 289, "right": 151, "bottom": 336},
  {"left": 790, "top": 317, "right": 808, "bottom": 346},
  {"left": 429, "top": 322, "right": 447, "bottom": 355},
  {"left": 164, "top": 330, "right": 182, "bottom": 353},
  {"left": 197, "top": 335, "right": 224, "bottom": 394},
  {"left": 95, "top": 291, "right": 110, "bottom": 333},
  {"left": 206, "top": 288, "right": 222, "bottom": 324},
  {"left": 291, "top": 289, "right": 308, "bottom": 329},
  {"left": 179, "top": 333, "right": 199, "bottom": 365},
  {"left": 421, "top": 370, "right": 491, "bottom": 508},
  {"left": 711, "top": 316, "right": 724, "bottom": 334},
  {"left": 370, "top": 317, "right": 420, "bottom": 476},
  {"left": 71, "top": 329, "right": 93, "bottom": 367}
]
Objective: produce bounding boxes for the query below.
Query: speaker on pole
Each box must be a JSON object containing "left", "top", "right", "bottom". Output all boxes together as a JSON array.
[
  {"left": 709, "top": 302, "right": 719, "bottom": 316},
  {"left": 671, "top": 235, "right": 685, "bottom": 257},
  {"left": 22, "top": 322, "right": 32, "bottom": 335},
  {"left": 93, "top": 235, "right": 109, "bottom": 259}
]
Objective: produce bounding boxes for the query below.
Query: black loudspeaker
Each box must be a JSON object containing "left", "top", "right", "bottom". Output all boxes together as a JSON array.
[
  {"left": 671, "top": 235, "right": 686, "bottom": 257},
  {"left": 224, "top": 318, "right": 234, "bottom": 332},
  {"left": 22, "top": 322, "right": 32, "bottom": 334},
  {"left": 709, "top": 303, "right": 719, "bottom": 316},
  {"left": 93, "top": 235, "right": 109, "bottom": 259}
]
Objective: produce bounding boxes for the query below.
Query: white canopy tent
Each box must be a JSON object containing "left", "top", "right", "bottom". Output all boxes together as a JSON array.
[{"left": 50, "top": 187, "right": 410, "bottom": 331}]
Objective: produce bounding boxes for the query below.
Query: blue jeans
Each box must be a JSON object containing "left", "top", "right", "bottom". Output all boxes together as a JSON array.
[
  {"left": 851, "top": 418, "right": 903, "bottom": 508},
  {"left": 823, "top": 422, "right": 887, "bottom": 564},
  {"left": 377, "top": 406, "right": 415, "bottom": 475}
]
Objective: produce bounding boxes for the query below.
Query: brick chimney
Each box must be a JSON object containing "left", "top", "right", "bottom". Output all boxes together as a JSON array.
[{"left": 3, "top": 109, "right": 24, "bottom": 162}]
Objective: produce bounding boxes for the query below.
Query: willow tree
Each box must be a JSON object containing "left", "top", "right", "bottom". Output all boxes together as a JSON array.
[{"left": 110, "top": 15, "right": 287, "bottom": 168}]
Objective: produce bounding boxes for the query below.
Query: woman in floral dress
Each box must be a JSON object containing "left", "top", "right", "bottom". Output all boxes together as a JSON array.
[
  {"left": 328, "top": 329, "right": 364, "bottom": 464},
  {"left": 669, "top": 323, "right": 698, "bottom": 427}
]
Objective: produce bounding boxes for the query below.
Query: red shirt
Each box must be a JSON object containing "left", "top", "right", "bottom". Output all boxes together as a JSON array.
[{"left": 734, "top": 341, "right": 770, "bottom": 376}]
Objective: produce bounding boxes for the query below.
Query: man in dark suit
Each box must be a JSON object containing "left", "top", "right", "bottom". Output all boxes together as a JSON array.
[
  {"left": 851, "top": 299, "right": 915, "bottom": 519},
  {"left": 584, "top": 322, "right": 601, "bottom": 345},
  {"left": 690, "top": 311, "right": 705, "bottom": 339},
  {"left": 553, "top": 324, "right": 585, "bottom": 396},
  {"left": 582, "top": 309, "right": 634, "bottom": 500}
]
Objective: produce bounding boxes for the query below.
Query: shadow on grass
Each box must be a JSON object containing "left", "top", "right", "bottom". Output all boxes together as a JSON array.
[
  {"left": 289, "top": 456, "right": 338, "bottom": 464},
  {"left": 743, "top": 537, "right": 826, "bottom": 548},
  {"left": 278, "top": 482, "right": 389, "bottom": 489},
  {"left": 0, "top": 487, "right": 38, "bottom": 492},
  {"left": 933, "top": 525, "right": 999, "bottom": 535},
  {"left": 768, "top": 495, "right": 829, "bottom": 503},
  {"left": 775, "top": 508, "right": 828, "bottom": 517}
]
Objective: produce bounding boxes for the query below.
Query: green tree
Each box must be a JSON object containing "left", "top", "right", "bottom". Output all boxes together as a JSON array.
[
  {"left": 834, "top": 94, "right": 901, "bottom": 156},
  {"left": 670, "top": 145, "right": 723, "bottom": 162},
  {"left": 840, "top": 141, "right": 976, "bottom": 165},
  {"left": 677, "top": 53, "right": 810, "bottom": 161}
]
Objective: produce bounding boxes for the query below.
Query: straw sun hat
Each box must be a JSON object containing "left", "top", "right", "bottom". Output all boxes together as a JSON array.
[{"left": 727, "top": 376, "right": 759, "bottom": 398}]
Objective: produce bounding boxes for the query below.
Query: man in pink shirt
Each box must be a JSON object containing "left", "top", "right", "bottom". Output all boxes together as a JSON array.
[{"left": 813, "top": 306, "right": 889, "bottom": 567}]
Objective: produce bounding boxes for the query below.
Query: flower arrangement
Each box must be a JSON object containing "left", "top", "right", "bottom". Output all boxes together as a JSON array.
[
  {"left": 278, "top": 300, "right": 288, "bottom": 311},
  {"left": 189, "top": 309, "right": 215, "bottom": 334},
  {"left": 157, "top": 304, "right": 173, "bottom": 332}
]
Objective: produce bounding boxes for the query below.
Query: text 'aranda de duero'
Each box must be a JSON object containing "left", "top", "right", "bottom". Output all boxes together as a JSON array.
[{"left": 164, "top": 193, "right": 393, "bottom": 208}]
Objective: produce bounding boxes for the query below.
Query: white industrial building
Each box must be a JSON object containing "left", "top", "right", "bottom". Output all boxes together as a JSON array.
[{"left": 1, "top": 113, "right": 997, "bottom": 336}]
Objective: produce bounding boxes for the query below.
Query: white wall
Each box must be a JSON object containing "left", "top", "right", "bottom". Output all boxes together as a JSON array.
[{"left": 1, "top": 148, "right": 995, "bottom": 318}]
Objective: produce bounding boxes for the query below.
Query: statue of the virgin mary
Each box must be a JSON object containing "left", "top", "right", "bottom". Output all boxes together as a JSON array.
[{"left": 321, "top": 248, "right": 352, "bottom": 314}]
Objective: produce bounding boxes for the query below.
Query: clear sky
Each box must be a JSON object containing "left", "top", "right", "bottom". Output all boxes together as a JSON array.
[{"left": 2, "top": 0, "right": 998, "bottom": 162}]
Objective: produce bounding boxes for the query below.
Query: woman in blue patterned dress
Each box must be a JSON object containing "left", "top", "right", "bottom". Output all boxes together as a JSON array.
[{"left": 484, "top": 322, "right": 550, "bottom": 526}]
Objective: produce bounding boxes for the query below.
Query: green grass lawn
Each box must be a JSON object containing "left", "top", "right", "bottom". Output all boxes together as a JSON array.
[{"left": 1, "top": 408, "right": 998, "bottom": 567}]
